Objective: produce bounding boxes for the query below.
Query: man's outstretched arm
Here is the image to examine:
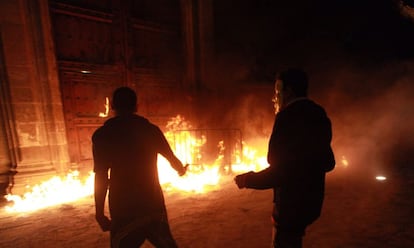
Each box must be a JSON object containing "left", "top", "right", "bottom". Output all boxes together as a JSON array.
[
  {"left": 168, "top": 154, "right": 188, "bottom": 176},
  {"left": 234, "top": 165, "right": 279, "bottom": 189},
  {"left": 94, "top": 170, "right": 111, "bottom": 231},
  {"left": 156, "top": 127, "right": 188, "bottom": 176}
]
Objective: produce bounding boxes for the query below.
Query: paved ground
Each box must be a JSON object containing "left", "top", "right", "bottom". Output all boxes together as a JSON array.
[{"left": 1, "top": 165, "right": 414, "bottom": 248}]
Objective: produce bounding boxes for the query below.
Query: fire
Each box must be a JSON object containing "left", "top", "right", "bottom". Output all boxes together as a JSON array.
[
  {"left": 98, "top": 97, "right": 109, "bottom": 117},
  {"left": 5, "top": 171, "right": 94, "bottom": 213},
  {"left": 158, "top": 156, "right": 221, "bottom": 193},
  {"left": 159, "top": 115, "right": 268, "bottom": 193},
  {"left": 4, "top": 115, "right": 268, "bottom": 213},
  {"left": 341, "top": 155, "right": 349, "bottom": 167},
  {"left": 232, "top": 144, "right": 269, "bottom": 173}
]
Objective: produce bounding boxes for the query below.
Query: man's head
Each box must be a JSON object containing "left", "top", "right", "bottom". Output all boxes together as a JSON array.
[
  {"left": 111, "top": 87, "right": 137, "bottom": 115},
  {"left": 273, "top": 68, "right": 308, "bottom": 113}
]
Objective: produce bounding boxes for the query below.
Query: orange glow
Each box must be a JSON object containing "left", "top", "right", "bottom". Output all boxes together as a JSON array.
[
  {"left": 341, "top": 155, "right": 349, "bottom": 167},
  {"left": 4, "top": 115, "right": 268, "bottom": 213},
  {"left": 158, "top": 155, "right": 221, "bottom": 193},
  {"left": 98, "top": 97, "right": 109, "bottom": 117},
  {"left": 159, "top": 115, "right": 268, "bottom": 193},
  {"left": 375, "top": 175, "right": 387, "bottom": 181},
  {"left": 5, "top": 171, "right": 94, "bottom": 213}
]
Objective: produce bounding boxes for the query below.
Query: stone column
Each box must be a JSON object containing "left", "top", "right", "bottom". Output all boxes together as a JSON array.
[
  {"left": 180, "top": 0, "right": 214, "bottom": 89},
  {"left": 0, "top": 0, "right": 70, "bottom": 195},
  {"left": 180, "top": 0, "right": 198, "bottom": 88},
  {"left": 197, "top": 0, "right": 214, "bottom": 88}
]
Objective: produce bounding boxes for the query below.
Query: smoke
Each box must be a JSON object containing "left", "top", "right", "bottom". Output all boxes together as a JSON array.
[
  {"left": 192, "top": 29, "right": 414, "bottom": 178},
  {"left": 197, "top": 49, "right": 414, "bottom": 179},
  {"left": 311, "top": 61, "right": 414, "bottom": 176},
  {"left": 192, "top": 83, "right": 274, "bottom": 139},
  {"left": 191, "top": 0, "right": 414, "bottom": 177}
]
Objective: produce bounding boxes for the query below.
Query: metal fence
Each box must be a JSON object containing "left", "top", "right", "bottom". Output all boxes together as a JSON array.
[{"left": 170, "top": 129, "right": 243, "bottom": 174}]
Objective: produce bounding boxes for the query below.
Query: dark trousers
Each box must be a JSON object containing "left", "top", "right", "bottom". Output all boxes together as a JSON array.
[
  {"left": 272, "top": 205, "right": 307, "bottom": 248},
  {"left": 272, "top": 226, "right": 305, "bottom": 248},
  {"left": 111, "top": 214, "right": 178, "bottom": 248}
]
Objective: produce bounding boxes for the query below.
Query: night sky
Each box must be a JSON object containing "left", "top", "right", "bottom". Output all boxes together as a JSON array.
[{"left": 213, "top": 0, "right": 414, "bottom": 83}]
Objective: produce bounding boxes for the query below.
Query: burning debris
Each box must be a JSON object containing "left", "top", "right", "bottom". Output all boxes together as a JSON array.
[
  {"left": 2, "top": 113, "right": 390, "bottom": 214},
  {"left": 3, "top": 115, "right": 269, "bottom": 213},
  {"left": 4, "top": 171, "right": 94, "bottom": 213}
]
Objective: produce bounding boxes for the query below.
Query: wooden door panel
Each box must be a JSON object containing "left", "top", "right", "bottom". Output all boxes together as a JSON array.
[
  {"left": 59, "top": 65, "right": 123, "bottom": 167},
  {"left": 50, "top": 0, "right": 185, "bottom": 168}
]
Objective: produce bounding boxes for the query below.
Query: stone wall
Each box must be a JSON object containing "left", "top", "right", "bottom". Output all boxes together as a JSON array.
[{"left": 0, "top": 0, "right": 70, "bottom": 195}]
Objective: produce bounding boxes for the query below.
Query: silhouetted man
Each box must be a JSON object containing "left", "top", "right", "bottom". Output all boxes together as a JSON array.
[
  {"left": 93, "top": 87, "right": 187, "bottom": 248},
  {"left": 235, "top": 68, "right": 335, "bottom": 248}
]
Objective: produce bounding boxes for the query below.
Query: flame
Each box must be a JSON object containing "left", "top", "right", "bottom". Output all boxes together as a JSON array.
[
  {"left": 158, "top": 156, "right": 221, "bottom": 193},
  {"left": 341, "top": 155, "right": 349, "bottom": 167},
  {"left": 4, "top": 115, "right": 268, "bottom": 213},
  {"left": 5, "top": 171, "right": 94, "bottom": 213},
  {"left": 98, "top": 97, "right": 109, "bottom": 117},
  {"left": 159, "top": 115, "right": 268, "bottom": 193}
]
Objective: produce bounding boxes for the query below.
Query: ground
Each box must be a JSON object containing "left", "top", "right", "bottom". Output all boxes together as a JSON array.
[{"left": 0, "top": 165, "right": 413, "bottom": 248}]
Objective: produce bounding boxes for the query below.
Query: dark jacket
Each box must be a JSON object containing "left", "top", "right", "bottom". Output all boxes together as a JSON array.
[
  {"left": 92, "top": 114, "right": 172, "bottom": 220},
  {"left": 245, "top": 99, "right": 335, "bottom": 225}
]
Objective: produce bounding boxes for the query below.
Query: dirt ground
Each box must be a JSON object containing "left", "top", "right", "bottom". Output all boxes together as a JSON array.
[{"left": 1, "top": 164, "right": 414, "bottom": 248}]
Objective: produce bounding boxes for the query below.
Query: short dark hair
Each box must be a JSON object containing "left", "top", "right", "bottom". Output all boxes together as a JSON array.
[
  {"left": 111, "top": 87, "right": 137, "bottom": 112},
  {"left": 277, "top": 68, "right": 308, "bottom": 97}
]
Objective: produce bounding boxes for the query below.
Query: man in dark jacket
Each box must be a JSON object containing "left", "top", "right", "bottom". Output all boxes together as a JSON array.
[
  {"left": 235, "top": 68, "right": 335, "bottom": 248},
  {"left": 93, "top": 87, "right": 187, "bottom": 248}
]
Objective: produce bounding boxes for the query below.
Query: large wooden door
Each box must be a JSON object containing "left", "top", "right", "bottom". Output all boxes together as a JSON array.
[
  {"left": 50, "top": 1, "right": 126, "bottom": 170},
  {"left": 58, "top": 62, "right": 123, "bottom": 169},
  {"left": 49, "top": 0, "right": 185, "bottom": 170}
]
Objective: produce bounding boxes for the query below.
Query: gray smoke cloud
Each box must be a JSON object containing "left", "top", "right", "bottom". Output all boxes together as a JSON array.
[
  {"left": 311, "top": 61, "right": 414, "bottom": 176},
  {"left": 195, "top": 53, "right": 414, "bottom": 179}
]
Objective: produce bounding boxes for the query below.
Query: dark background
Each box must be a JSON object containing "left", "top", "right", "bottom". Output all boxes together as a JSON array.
[
  {"left": 209, "top": 0, "right": 414, "bottom": 178},
  {"left": 214, "top": 0, "right": 414, "bottom": 82}
]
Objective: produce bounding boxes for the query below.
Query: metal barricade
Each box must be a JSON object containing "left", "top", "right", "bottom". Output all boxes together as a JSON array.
[{"left": 171, "top": 129, "right": 243, "bottom": 174}]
